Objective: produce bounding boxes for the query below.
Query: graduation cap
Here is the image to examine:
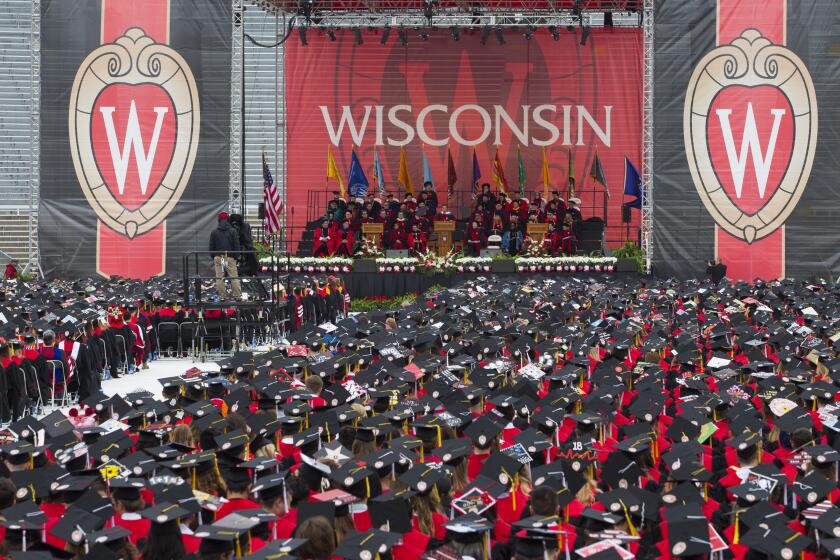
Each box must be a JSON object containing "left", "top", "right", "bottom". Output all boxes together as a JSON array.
[
  {"left": 334, "top": 529, "right": 402, "bottom": 560},
  {"left": 368, "top": 490, "right": 415, "bottom": 534},
  {"left": 462, "top": 415, "right": 502, "bottom": 448},
  {"left": 663, "top": 504, "right": 712, "bottom": 557},
  {"left": 792, "top": 471, "right": 836, "bottom": 505},
  {"left": 398, "top": 463, "right": 447, "bottom": 494}
]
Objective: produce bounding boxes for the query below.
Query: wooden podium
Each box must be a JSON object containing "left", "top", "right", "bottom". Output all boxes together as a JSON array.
[
  {"left": 527, "top": 223, "right": 550, "bottom": 245},
  {"left": 361, "top": 222, "right": 384, "bottom": 248},
  {"left": 434, "top": 221, "right": 456, "bottom": 256}
]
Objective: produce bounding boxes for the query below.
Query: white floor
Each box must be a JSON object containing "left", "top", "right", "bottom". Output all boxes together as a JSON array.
[{"left": 100, "top": 357, "right": 221, "bottom": 398}]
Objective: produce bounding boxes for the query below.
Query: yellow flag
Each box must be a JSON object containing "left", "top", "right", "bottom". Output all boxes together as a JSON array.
[
  {"left": 541, "top": 147, "right": 551, "bottom": 200},
  {"left": 398, "top": 146, "right": 414, "bottom": 195},
  {"left": 327, "top": 146, "right": 345, "bottom": 198}
]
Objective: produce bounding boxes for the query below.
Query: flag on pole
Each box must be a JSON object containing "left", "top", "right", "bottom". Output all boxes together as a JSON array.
[
  {"left": 327, "top": 146, "right": 345, "bottom": 198},
  {"left": 567, "top": 148, "right": 576, "bottom": 197},
  {"left": 373, "top": 148, "right": 385, "bottom": 197},
  {"left": 347, "top": 149, "right": 369, "bottom": 198},
  {"left": 623, "top": 156, "right": 642, "bottom": 209},
  {"left": 397, "top": 146, "right": 413, "bottom": 195},
  {"left": 262, "top": 151, "right": 283, "bottom": 236},
  {"left": 492, "top": 149, "right": 508, "bottom": 195},
  {"left": 446, "top": 144, "right": 457, "bottom": 202},
  {"left": 471, "top": 149, "right": 481, "bottom": 199},
  {"left": 517, "top": 145, "right": 526, "bottom": 197},
  {"left": 590, "top": 148, "right": 608, "bottom": 198},
  {"left": 541, "top": 147, "right": 551, "bottom": 200},
  {"left": 422, "top": 146, "right": 435, "bottom": 188}
]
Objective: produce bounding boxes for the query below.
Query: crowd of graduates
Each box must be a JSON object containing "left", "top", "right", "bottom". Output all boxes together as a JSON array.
[
  {"left": 0, "top": 274, "right": 839, "bottom": 559},
  {"left": 312, "top": 184, "right": 584, "bottom": 257}
]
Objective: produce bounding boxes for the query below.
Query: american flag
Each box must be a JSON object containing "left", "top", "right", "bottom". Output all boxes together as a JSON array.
[{"left": 263, "top": 152, "right": 283, "bottom": 235}]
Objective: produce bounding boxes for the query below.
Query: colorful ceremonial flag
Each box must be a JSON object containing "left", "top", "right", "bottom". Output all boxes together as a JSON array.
[
  {"left": 517, "top": 145, "right": 526, "bottom": 197},
  {"left": 492, "top": 149, "right": 508, "bottom": 194},
  {"left": 472, "top": 149, "right": 481, "bottom": 199},
  {"left": 347, "top": 149, "right": 369, "bottom": 198},
  {"left": 262, "top": 151, "right": 283, "bottom": 236},
  {"left": 541, "top": 147, "right": 551, "bottom": 200},
  {"left": 397, "top": 146, "right": 413, "bottom": 195},
  {"left": 447, "top": 144, "right": 457, "bottom": 202},
  {"left": 327, "top": 146, "right": 345, "bottom": 197},
  {"left": 567, "top": 148, "right": 576, "bottom": 197},
  {"left": 373, "top": 148, "right": 385, "bottom": 197},
  {"left": 590, "top": 148, "right": 608, "bottom": 197},
  {"left": 623, "top": 156, "right": 642, "bottom": 209},
  {"left": 422, "top": 146, "right": 434, "bottom": 188}
]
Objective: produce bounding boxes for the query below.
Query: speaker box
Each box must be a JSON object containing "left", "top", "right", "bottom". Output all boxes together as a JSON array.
[
  {"left": 622, "top": 205, "right": 631, "bottom": 223},
  {"left": 604, "top": 12, "right": 613, "bottom": 27},
  {"left": 258, "top": 203, "right": 265, "bottom": 220}
]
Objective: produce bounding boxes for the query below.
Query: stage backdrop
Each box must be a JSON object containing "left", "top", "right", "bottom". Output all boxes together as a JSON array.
[
  {"left": 284, "top": 27, "right": 642, "bottom": 250},
  {"left": 653, "top": 0, "right": 840, "bottom": 280},
  {"left": 40, "top": 0, "right": 231, "bottom": 279}
]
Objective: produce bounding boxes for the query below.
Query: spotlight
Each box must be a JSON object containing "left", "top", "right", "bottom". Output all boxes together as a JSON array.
[
  {"left": 298, "top": 25, "right": 308, "bottom": 46},
  {"left": 451, "top": 26, "right": 460, "bottom": 41},
  {"left": 495, "top": 27, "right": 505, "bottom": 45},
  {"left": 480, "top": 25, "right": 491, "bottom": 45},
  {"left": 548, "top": 25, "right": 560, "bottom": 41},
  {"left": 398, "top": 26, "right": 408, "bottom": 46},
  {"left": 420, "top": 30, "right": 429, "bottom": 41},
  {"left": 327, "top": 29, "right": 336, "bottom": 41},
  {"left": 380, "top": 25, "right": 391, "bottom": 44},
  {"left": 580, "top": 25, "right": 590, "bottom": 46},
  {"left": 353, "top": 27, "right": 363, "bottom": 45},
  {"left": 523, "top": 26, "right": 534, "bottom": 41}
]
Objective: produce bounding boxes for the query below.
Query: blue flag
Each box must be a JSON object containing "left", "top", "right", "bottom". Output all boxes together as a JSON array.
[
  {"left": 623, "top": 157, "right": 642, "bottom": 209},
  {"left": 373, "top": 149, "right": 385, "bottom": 197},
  {"left": 472, "top": 149, "right": 481, "bottom": 199},
  {"left": 348, "top": 149, "right": 369, "bottom": 198},
  {"left": 422, "top": 147, "right": 434, "bottom": 187}
]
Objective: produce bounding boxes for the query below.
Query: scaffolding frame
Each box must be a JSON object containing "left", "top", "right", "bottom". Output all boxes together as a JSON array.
[
  {"left": 640, "top": 0, "right": 653, "bottom": 273},
  {"left": 25, "top": 0, "right": 42, "bottom": 277}
]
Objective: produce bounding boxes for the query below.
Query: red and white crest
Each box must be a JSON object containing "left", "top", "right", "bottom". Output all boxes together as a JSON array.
[
  {"left": 684, "top": 29, "right": 817, "bottom": 244},
  {"left": 68, "top": 27, "right": 200, "bottom": 239}
]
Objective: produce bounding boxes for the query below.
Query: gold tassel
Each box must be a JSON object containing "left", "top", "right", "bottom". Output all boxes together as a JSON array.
[
  {"left": 435, "top": 425, "right": 442, "bottom": 448},
  {"left": 620, "top": 501, "right": 638, "bottom": 537},
  {"left": 733, "top": 511, "right": 739, "bottom": 544}
]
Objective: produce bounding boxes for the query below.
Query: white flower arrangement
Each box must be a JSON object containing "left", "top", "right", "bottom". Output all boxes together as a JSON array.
[
  {"left": 455, "top": 256, "right": 493, "bottom": 273},
  {"left": 375, "top": 257, "right": 419, "bottom": 273},
  {"left": 513, "top": 256, "right": 617, "bottom": 273},
  {"left": 260, "top": 256, "right": 354, "bottom": 273}
]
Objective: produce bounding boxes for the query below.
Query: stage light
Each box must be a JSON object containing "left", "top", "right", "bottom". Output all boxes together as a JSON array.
[
  {"left": 298, "top": 25, "right": 308, "bottom": 46},
  {"left": 451, "top": 26, "right": 460, "bottom": 41},
  {"left": 480, "top": 25, "right": 491, "bottom": 45},
  {"left": 353, "top": 27, "right": 363, "bottom": 45},
  {"left": 420, "top": 30, "right": 429, "bottom": 41},
  {"left": 548, "top": 25, "right": 560, "bottom": 41},
  {"left": 327, "top": 29, "right": 336, "bottom": 41},
  {"left": 523, "top": 26, "right": 534, "bottom": 41},
  {"left": 580, "top": 25, "right": 590, "bottom": 46},
  {"left": 495, "top": 27, "right": 505, "bottom": 45},
  {"left": 398, "top": 26, "right": 408, "bottom": 46},
  {"left": 380, "top": 26, "right": 391, "bottom": 44}
]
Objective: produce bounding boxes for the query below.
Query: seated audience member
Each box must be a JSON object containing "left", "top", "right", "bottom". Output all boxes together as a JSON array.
[
  {"left": 385, "top": 222, "right": 407, "bottom": 251},
  {"left": 330, "top": 220, "right": 355, "bottom": 257},
  {"left": 501, "top": 221, "right": 523, "bottom": 255},
  {"left": 312, "top": 220, "right": 332, "bottom": 257}
]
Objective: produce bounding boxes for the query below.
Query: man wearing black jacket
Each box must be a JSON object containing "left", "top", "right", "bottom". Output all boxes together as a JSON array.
[{"left": 209, "top": 212, "right": 242, "bottom": 300}]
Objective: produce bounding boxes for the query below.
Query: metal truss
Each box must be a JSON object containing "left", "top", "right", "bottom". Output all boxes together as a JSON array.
[
  {"left": 26, "top": 0, "right": 42, "bottom": 278},
  {"left": 291, "top": 11, "right": 638, "bottom": 27},
  {"left": 258, "top": 0, "right": 639, "bottom": 14},
  {"left": 640, "top": 0, "right": 653, "bottom": 274},
  {"left": 230, "top": 0, "right": 245, "bottom": 214}
]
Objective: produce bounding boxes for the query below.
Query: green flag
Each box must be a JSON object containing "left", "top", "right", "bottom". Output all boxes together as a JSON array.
[
  {"left": 567, "top": 148, "right": 576, "bottom": 197},
  {"left": 517, "top": 145, "right": 526, "bottom": 197}
]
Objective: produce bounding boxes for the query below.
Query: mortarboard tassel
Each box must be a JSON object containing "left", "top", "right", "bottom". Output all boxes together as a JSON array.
[{"left": 620, "top": 500, "right": 638, "bottom": 537}]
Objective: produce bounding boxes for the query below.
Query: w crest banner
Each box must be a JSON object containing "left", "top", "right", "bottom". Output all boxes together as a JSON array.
[
  {"left": 654, "top": 0, "right": 839, "bottom": 280},
  {"left": 40, "top": 0, "right": 231, "bottom": 279}
]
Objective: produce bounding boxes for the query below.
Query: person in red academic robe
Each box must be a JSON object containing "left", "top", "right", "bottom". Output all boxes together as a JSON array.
[
  {"left": 385, "top": 223, "right": 407, "bottom": 250},
  {"left": 330, "top": 221, "right": 355, "bottom": 257},
  {"left": 408, "top": 224, "right": 428, "bottom": 255},
  {"left": 435, "top": 205, "right": 455, "bottom": 222},
  {"left": 312, "top": 220, "right": 332, "bottom": 257},
  {"left": 551, "top": 219, "right": 578, "bottom": 255},
  {"left": 465, "top": 221, "right": 486, "bottom": 257}
]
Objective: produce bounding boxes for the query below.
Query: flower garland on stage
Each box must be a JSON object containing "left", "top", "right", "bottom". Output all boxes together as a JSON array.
[{"left": 514, "top": 256, "right": 617, "bottom": 272}]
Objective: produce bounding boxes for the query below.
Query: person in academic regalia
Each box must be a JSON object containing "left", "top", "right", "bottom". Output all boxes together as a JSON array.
[
  {"left": 408, "top": 223, "right": 428, "bottom": 256},
  {"left": 312, "top": 220, "right": 332, "bottom": 257},
  {"left": 465, "top": 220, "right": 485, "bottom": 257},
  {"left": 551, "top": 218, "right": 578, "bottom": 255},
  {"left": 330, "top": 220, "right": 355, "bottom": 257},
  {"left": 501, "top": 220, "right": 523, "bottom": 256},
  {"left": 385, "top": 222, "right": 407, "bottom": 251},
  {"left": 566, "top": 197, "right": 583, "bottom": 224}
]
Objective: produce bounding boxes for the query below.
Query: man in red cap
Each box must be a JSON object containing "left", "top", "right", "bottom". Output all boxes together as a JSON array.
[{"left": 209, "top": 211, "right": 242, "bottom": 301}]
